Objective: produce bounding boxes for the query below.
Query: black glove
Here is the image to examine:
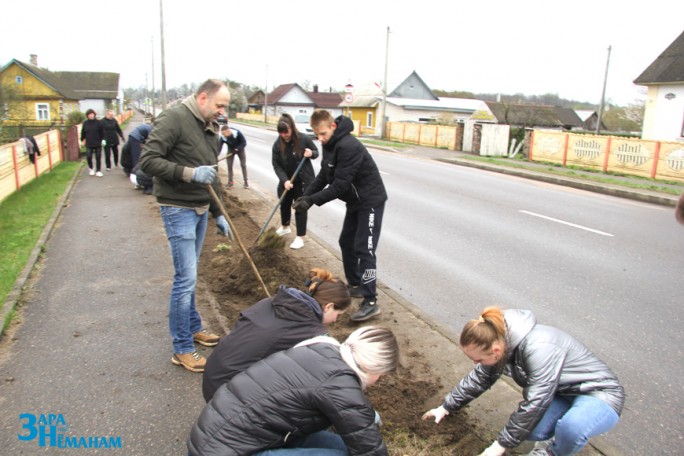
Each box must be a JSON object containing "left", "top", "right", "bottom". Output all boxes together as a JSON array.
[{"left": 293, "top": 196, "right": 313, "bottom": 212}]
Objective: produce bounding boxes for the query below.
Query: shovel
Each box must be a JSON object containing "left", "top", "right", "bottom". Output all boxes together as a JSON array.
[
  {"left": 206, "top": 184, "right": 271, "bottom": 297},
  {"left": 254, "top": 157, "right": 309, "bottom": 246}
]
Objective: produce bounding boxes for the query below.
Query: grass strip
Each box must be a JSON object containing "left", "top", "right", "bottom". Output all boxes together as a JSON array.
[{"left": 0, "top": 161, "right": 81, "bottom": 310}]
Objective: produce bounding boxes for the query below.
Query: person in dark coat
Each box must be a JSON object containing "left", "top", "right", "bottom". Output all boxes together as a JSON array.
[
  {"left": 188, "top": 326, "right": 399, "bottom": 456},
  {"left": 202, "top": 268, "right": 351, "bottom": 402},
  {"left": 293, "top": 110, "right": 388, "bottom": 322},
  {"left": 80, "top": 109, "right": 104, "bottom": 177},
  {"left": 122, "top": 122, "right": 152, "bottom": 177},
  {"left": 422, "top": 307, "right": 624, "bottom": 456},
  {"left": 218, "top": 122, "right": 248, "bottom": 188},
  {"left": 271, "top": 113, "right": 319, "bottom": 250},
  {"left": 101, "top": 109, "right": 125, "bottom": 170}
]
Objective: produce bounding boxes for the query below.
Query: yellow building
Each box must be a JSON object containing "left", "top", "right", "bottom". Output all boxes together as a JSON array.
[{"left": 0, "top": 56, "right": 121, "bottom": 128}]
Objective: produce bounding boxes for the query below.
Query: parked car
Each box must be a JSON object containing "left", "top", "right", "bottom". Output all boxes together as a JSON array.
[
  {"left": 294, "top": 114, "right": 315, "bottom": 138},
  {"left": 216, "top": 114, "right": 227, "bottom": 125}
]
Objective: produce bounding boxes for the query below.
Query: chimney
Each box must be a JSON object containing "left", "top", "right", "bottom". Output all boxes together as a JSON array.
[
  {"left": 313, "top": 84, "right": 318, "bottom": 93},
  {"left": 30, "top": 54, "right": 38, "bottom": 66}
]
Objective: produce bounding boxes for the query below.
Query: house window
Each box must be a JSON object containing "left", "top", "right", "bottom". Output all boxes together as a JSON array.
[
  {"left": 15, "top": 76, "right": 23, "bottom": 84},
  {"left": 366, "top": 112, "right": 373, "bottom": 127},
  {"left": 36, "top": 103, "right": 50, "bottom": 121}
]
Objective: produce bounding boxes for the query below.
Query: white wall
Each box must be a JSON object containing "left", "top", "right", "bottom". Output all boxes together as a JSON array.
[
  {"left": 641, "top": 84, "right": 684, "bottom": 141},
  {"left": 79, "top": 99, "right": 107, "bottom": 117}
]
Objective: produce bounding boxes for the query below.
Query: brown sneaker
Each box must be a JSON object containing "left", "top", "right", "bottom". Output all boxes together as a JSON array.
[
  {"left": 171, "top": 351, "right": 206, "bottom": 373},
  {"left": 193, "top": 329, "right": 220, "bottom": 347}
]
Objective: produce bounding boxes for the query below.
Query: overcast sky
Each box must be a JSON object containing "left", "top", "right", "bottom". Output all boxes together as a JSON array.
[{"left": 1, "top": 0, "right": 681, "bottom": 106}]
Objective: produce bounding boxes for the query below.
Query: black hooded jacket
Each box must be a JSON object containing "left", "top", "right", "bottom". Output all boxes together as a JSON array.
[
  {"left": 202, "top": 286, "right": 328, "bottom": 402},
  {"left": 80, "top": 118, "right": 104, "bottom": 148},
  {"left": 189, "top": 341, "right": 387, "bottom": 456},
  {"left": 101, "top": 117, "right": 125, "bottom": 144},
  {"left": 304, "top": 116, "right": 387, "bottom": 212},
  {"left": 272, "top": 131, "right": 319, "bottom": 191}
]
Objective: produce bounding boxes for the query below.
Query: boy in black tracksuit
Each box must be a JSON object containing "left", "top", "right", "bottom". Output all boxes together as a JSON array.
[{"left": 294, "top": 111, "right": 387, "bottom": 321}]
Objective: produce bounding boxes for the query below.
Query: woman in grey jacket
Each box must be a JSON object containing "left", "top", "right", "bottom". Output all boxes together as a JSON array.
[{"left": 423, "top": 307, "right": 624, "bottom": 456}]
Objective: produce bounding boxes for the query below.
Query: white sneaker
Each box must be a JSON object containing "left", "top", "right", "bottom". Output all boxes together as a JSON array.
[
  {"left": 526, "top": 439, "right": 553, "bottom": 456},
  {"left": 96, "top": 171, "right": 103, "bottom": 177},
  {"left": 289, "top": 237, "right": 304, "bottom": 250},
  {"left": 276, "top": 226, "right": 291, "bottom": 236},
  {"left": 89, "top": 168, "right": 95, "bottom": 176}
]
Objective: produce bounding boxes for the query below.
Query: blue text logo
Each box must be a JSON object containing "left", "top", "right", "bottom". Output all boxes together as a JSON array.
[{"left": 18, "top": 413, "right": 122, "bottom": 449}]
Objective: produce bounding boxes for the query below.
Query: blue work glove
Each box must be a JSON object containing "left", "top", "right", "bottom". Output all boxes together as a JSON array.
[
  {"left": 292, "top": 196, "right": 313, "bottom": 212},
  {"left": 374, "top": 410, "right": 383, "bottom": 427},
  {"left": 191, "top": 166, "right": 217, "bottom": 184},
  {"left": 215, "top": 215, "right": 234, "bottom": 240}
]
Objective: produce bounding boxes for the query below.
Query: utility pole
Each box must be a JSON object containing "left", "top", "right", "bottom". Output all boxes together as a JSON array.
[
  {"left": 264, "top": 65, "right": 268, "bottom": 123},
  {"left": 380, "top": 26, "right": 390, "bottom": 139},
  {"left": 596, "top": 45, "right": 611, "bottom": 134},
  {"left": 160, "top": 0, "right": 167, "bottom": 110},
  {"left": 151, "top": 36, "right": 155, "bottom": 116}
]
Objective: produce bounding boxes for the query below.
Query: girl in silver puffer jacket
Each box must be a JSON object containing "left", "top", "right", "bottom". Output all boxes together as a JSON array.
[{"left": 423, "top": 307, "right": 624, "bottom": 456}]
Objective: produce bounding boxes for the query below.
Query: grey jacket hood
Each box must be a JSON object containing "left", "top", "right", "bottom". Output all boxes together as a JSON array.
[
  {"left": 504, "top": 309, "right": 536, "bottom": 354},
  {"left": 182, "top": 95, "right": 219, "bottom": 135}
]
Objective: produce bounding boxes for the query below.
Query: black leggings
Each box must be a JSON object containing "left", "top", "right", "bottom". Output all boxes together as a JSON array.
[
  {"left": 86, "top": 147, "right": 102, "bottom": 171},
  {"left": 278, "top": 182, "right": 307, "bottom": 236},
  {"left": 104, "top": 144, "right": 119, "bottom": 168}
]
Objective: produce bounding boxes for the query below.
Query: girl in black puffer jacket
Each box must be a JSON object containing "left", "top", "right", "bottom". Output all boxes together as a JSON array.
[
  {"left": 188, "top": 326, "right": 400, "bottom": 456},
  {"left": 202, "top": 268, "right": 351, "bottom": 402}
]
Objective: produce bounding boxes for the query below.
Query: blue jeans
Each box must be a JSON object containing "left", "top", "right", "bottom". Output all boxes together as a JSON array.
[
  {"left": 160, "top": 206, "right": 208, "bottom": 354},
  {"left": 528, "top": 395, "right": 620, "bottom": 456},
  {"left": 253, "top": 431, "right": 348, "bottom": 455}
]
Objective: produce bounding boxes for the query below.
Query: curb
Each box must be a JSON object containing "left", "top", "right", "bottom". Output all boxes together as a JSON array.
[
  {"left": 0, "top": 161, "right": 84, "bottom": 336},
  {"left": 439, "top": 158, "right": 679, "bottom": 207}
]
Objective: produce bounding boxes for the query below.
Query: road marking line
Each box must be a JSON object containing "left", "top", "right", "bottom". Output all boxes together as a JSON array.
[{"left": 519, "top": 210, "right": 614, "bottom": 237}]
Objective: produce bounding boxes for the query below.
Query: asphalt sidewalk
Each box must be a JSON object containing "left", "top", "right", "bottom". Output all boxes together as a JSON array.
[
  {"left": 0, "top": 112, "right": 209, "bottom": 454},
  {"left": 0, "top": 114, "right": 638, "bottom": 455}
]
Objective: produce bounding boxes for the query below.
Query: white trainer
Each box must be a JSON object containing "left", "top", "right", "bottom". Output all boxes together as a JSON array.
[
  {"left": 89, "top": 168, "right": 95, "bottom": 176},
  {"left": 289, "top": 237, "right": 304, "bottom": 250},
  {"left": 96, "top": 171, "right": 103, "bottom": 177},
  {"left": 276, "top": 226, "right": 291, "bottom": 236}
]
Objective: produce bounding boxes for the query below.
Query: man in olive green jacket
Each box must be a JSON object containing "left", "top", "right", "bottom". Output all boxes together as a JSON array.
[{"left": 140, "top": 79, "right": 233, "bottom": 373}]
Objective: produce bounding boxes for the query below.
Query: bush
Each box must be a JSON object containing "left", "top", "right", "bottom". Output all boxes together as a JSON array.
[{"left": 67, "top": 111, "right": 86, "bottom": 126}]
